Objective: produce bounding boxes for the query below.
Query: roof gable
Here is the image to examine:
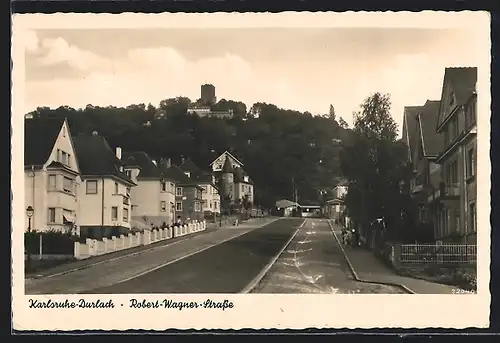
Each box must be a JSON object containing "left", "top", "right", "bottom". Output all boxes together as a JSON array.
[
  {"left": 418, "top": 100, "right": 442, "bottom": 157},
  {"left": 24, "top": 117, "right": 65, "bottom": 166},
  {"left": 437, "top": 67, "right": 477, "bottom": 130},
  {"left": 73, "top": 133, "right": 135, "bottom": 185},
  {"left": 210, "top": 150, "right": 244, "bottom": 167},
  {"left": 402, "top": 106, "right": 421, "bottom": 163}
]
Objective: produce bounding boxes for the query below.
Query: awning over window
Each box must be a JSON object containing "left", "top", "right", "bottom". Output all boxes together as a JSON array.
[{"left": 63, "top": 213, "right": 75, "bottom": 224}]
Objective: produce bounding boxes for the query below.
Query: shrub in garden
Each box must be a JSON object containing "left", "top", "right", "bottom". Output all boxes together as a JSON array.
[{"left": 24, "top": 229, "right": 80, "bottom": 255}]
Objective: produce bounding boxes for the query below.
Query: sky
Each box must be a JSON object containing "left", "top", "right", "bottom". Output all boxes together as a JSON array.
[{"left": 24, "top": 27, "right": 480, "bottom": 136}]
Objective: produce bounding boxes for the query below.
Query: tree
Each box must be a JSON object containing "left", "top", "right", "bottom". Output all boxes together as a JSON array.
[
  {"left": 338, "top": 117, "right": 349, "bottom": 129},
  {"left": 340, "top": 92, "right": 408, "bottom": 247},
  {"left": 328, "top": 104, "right": 336, "bottom": 121},
  {"left": 27, "top": 98, "right": 346, "bottom": 207}
]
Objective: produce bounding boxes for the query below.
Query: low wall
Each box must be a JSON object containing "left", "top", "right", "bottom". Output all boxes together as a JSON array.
[{"left": 74, "top": 221, "right": 206, "bottom": 260}]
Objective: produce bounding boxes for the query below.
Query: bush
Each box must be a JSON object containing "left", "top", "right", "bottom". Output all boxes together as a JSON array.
[{"left": 25, "top": 230, "right": 79, "bottom": 255}]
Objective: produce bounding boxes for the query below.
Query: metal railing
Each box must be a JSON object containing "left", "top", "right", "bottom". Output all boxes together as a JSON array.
[{"left": 400, "top": 244, "right": 476, "bottom": 264}]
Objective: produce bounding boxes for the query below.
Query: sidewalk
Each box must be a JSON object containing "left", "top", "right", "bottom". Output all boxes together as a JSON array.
[
  {"left": 26, "top": 217, "right": 278, "bottom": 281},
  {"left": 343, "top": 247, "right": 456, "bottom": 294},
  {"left": 25, "top": 227, "right": 217, "bottom": 280}
]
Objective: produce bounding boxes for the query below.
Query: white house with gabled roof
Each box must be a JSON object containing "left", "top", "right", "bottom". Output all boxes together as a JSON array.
[{"left": 24, "top": 117, "right": 82, "bottom": 233}]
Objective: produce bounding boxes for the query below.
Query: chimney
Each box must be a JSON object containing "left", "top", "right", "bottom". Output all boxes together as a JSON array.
[
  {"left": 116, "top": 147, "right": 122, "bottom": 160},
  {"left": 166, "top": 158, "right": 172, "bottom": 168}
]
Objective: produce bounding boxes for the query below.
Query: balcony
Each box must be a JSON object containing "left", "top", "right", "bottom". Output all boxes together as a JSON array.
[{"left": 428, "top": 183, "right": 460, "bottom": 203}]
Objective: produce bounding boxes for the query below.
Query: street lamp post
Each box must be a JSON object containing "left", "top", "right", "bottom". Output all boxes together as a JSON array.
[{"left": 25, "top": 206, "right": 34, "bottom": 271}]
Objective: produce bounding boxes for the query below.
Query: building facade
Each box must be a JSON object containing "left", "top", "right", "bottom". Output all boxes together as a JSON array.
[
  {"left": 73, "top": 133, "right": 136, "bottom": 238},
  {"left": 24, "top": 117, "right": 81, "bottom": 233},
  {"left": 407, "top": 100, "right": 442, "bottom": 241},
  {"left": 433, "top": 67, "right": 477, "bottom": 244},
  {"left": 179, "top": 159, "right": 221, "bottom": 215},
  {"left": 122, "top": 152, "right": 177, "bottom": 228}
]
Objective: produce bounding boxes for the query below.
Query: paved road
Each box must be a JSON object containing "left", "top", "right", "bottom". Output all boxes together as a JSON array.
[
  {"left": 84, "top": 218, "right": 303, "bottom": 293},
  {"left": 25, "top": 218, "right": 280, "bottom": 295},
  {"left": 251, "top": 219, "right": 405, "bottom": 294}
]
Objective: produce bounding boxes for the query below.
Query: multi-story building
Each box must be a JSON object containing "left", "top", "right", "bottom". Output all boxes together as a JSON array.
[
  {"left": 407, "top": 100, "right": 442, "bottom": 240},
  {"left": 400, "top": 106, "right": 423, "bottom": 194},
  {"left": 159, "top": 163, "right": 204, "bottom": 222},
  {"left": 178, "top": 159, "right": 220, "bottom": 215},
  {"left": 234, "top": 167, "right": 254, "bottom": 205},
  {"left": 24, "top": 117, "right": 81, "bottom": 233},
  {"left": 72, "top": 132, "right": 136, "bottom": 238},
  {"left": 433, "top": 67, "right": 477, "bottom": 244},
  {"left": 122, "top": 152, "right": 177, "bottom": 228}
]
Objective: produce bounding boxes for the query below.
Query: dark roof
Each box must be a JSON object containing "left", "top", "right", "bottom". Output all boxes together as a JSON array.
[
  {"left": 221, "top": 157, "right": 234, "bottom": 173},
  {"left": 24, "top": 117, "right": 65, "bottom": 166},
  {"left": 163, "top": 165, "right": 201, "bottom": 188},
  {"left": 437, "top": 67, "right": 477, "bottom": 129},
  {"left": 445, "top": 67, "right": 477, "bottom": 105},
  {"left": 122, "top": 152, "right": 161, "bottom": 179},
  {"left": 418, "top": 100, "right": 442, "bottom": 157},
  {"left": 179, "top": 158, "right": 201, "bottom": 173},
  {"left": 402, "top": 106, "right": 422, "bottom": 163},
  {"left": 179, "top": 159, "right": 217, "bottom": 187},
  {"left": 233, "top": 167, "right": 254, "bottom": 185},
  {"left": 72, "top": 134, "right": 135, "bottom": 185}
]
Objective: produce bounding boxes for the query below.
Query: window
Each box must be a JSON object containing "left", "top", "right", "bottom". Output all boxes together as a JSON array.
[
  {"left": 466, "top": 102, "right": 477, "bottom": 127},
  {"left": 86, "top": 180, "right": 98, "bottom": 194},
  {"left": 194, "top": 201, "right": 200, "bottom": 212},
  {"left": 176, "top": 202, "right": 183, "bottom": 211},
  {"left": 57, "top": 149, "right": 62, "bottom": 162},
  {"left": 61, "top": 151, "right": 68, "bottom": 165},
  {"left": 185, "top": 172, "right": 191, "bottom": 178},
  {"left": 62, "top": 126, "right": 66, "bottom": 137},
  {"left": 201, "top": 200, "right": 207, "bottom": 208},
  {"left": 48, "top": 175, "right": 57, "bottom": 190},
  {"left": 123, "top": 208, "right": 129, "bottom": 222},
  {"left": 114, "top": 182, "right": 119, "bottom": 194},
  {"left": 170, "top": 183, "right": 174, "bottom": 192},
  {"left": 467, "top": 147, "right": 475, "bottom": 178},
  {"left": 111, "top": 206, "right": 118, "bottom": 220},
  {"left": 209, "top": 201, "right": 213, "bottom": 209},
  {"left": 470, "top": 202, "right": 477, "bottom": 232},
  {"left": 125, "top": 170, "right": 132, "bottom": 178},
  {"left": 48, "top": 208, "right": 56, "bottom": 223},
  {"left": 454, "top": 210, "right": 461, "bottom": 233},
  {"left": 161, "top": 201, "right": 166, "bottom": 212},
  {"left": 63, "top": 177, "right": 73, "bottom": 193},
  {"left": 176, "top": 187, "right": 183, "bottom": 196},
  {"left": 214, "top": 201, "right": 218, "bottom": 210},
  {"left": 66, "top": 154, "right": 71, "bottom": 167},
  {"left": 161, "top": 182, "right": 166, "bottom": 192},
  {"left": 446, "top": 160, "right": 458, "bottom": 184},
  {"left": 126, "top": 187, "right": 131, "bottom": 197}
]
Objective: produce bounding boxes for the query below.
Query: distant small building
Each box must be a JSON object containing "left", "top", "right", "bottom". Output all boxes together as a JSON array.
[{"left": 275, "top": 199, "right": 299, "bottom": 217}]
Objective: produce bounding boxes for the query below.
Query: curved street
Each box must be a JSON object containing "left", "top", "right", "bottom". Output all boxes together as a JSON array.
[{"left": 26, "top": 218, "right": 404, "bottom": 295}]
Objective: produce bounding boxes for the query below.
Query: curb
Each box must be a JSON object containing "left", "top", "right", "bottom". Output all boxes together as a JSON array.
[
  {"left": 240, "top": 218, "right": 307, "bottom": 294},
  {"left": 326, "top": 220, "right": 416, "bottom": 294},
  {"left": 95, "top": 217, "right": 286, "bottom": 288},
  {"left": 25, "top": 229, "right": 211, "bottom": 281}
]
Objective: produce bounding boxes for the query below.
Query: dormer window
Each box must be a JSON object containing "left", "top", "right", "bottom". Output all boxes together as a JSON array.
[{"left": 185, "top": 172, "right": 191, "bottom": 178}]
